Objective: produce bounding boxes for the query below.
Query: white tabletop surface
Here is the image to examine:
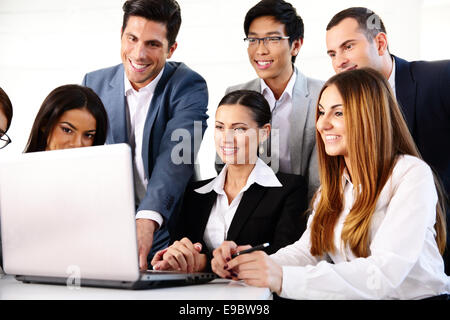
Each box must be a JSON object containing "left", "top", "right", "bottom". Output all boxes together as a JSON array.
[{"left": 0, "top": 274, "right": 272, "bottom": 300}]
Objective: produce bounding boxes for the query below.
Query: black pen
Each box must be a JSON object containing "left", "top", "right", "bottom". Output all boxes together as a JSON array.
[{"left": 231, "top": 243, "right": 270, "bottom": 258}]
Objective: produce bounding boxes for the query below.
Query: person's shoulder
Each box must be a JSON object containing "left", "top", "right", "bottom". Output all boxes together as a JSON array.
[
  {"left": 165, "top": 61, "right": 206, "bottom": 83},
  {"left": 392, "top": 154, "right": 433, "bottom": 181},
  {"left": 396, "top": 55, "right": 450, "bottom": 78},
  {"left": 295, "top": 69, "right": 325, "bottom": 97},
  {"left": 409, "top": 58, "right": 450, "bottom": 69},
  {"left": 275, "top": 172, "right": 307, "bottom": 189},
  {"left": 83, "top": 64, "right": 123, "bottom": 89},
  {"left": 186, "top": 177, "right": 215, "bottom": 192},
  {"left": 84, "top": 64, "right": 122, "bottom": 79},
  {"left": 304, "top": 75, "right": 325, "bottom": 88},
  {"left": 225, "top": 78, "right": 260, "bottom": 94}
]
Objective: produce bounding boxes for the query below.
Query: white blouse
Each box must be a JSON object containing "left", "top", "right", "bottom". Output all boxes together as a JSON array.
[
  {"left": 195, "top": 158, "right": 282, "bottom": 251},
  {"left": 271, "top": 155, "right": 449, "bottom": 299}
]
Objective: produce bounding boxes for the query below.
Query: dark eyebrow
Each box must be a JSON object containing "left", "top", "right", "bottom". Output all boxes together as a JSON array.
[
  {"left": 327, "top": 39, "right": 356, "bottom": 55},
  {"left": 318, "top": 103, "right": 343, "bottom": 109},
  {"left": 248, "top": 31, "right": 283, "bottom": 37},
  {"left": 124, "top": 32, "right": 136, "bottom": 39},
  {"left": 146, "top": 39, "right": 163, "bottom": 46},
  {"left": 60, "top": 122, "right": 77, "bottom": 130},
  {"left": 124, "top": 32, "right": 162, "bottom": 46},
  {"left": 215, "top": 121, "right": 249, "bottom": 126},
  {"left": 340, "top": 39, "right": 356, "bottom": 48}
]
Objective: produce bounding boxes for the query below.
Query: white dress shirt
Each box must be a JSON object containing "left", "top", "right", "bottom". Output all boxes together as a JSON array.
[
  {"left": 124, "top": 68, "right": 165, "bottom": 227},
  {"left": 271, "top": 155, "right": 449, "bottom": 299},
  {"left": 261, "top": 71, "right": 297, "bottom": 173},
  {"left": 195, "top": 158, "right": 282, "bottom": 251},
  {"left": 388, "top": 57, "right": 396, "bottom": 98}
]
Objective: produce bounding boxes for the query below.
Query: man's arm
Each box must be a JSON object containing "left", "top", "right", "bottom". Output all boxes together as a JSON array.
[{"left": 137, "top": 68, "right": 208, "bottom": 269}]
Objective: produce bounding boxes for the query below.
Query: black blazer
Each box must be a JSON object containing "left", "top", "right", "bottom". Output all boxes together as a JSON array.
[
  {"left": 394, "top": 55, "right": 450, "bottom": 196},
  {"left": 169, "top": 172, "right": 308, "bottom": 264},
  {"left": 394, "top": 55, "right": 450, "bottom": 274}
]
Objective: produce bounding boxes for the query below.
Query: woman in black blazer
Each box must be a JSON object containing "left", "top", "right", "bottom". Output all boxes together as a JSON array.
[{"left": 151, "top": 90, "right": 308, "bottom": 272}]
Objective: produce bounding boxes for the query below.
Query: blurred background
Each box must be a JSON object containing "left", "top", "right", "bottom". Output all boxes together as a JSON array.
[{"left": 1, "top": 0, "right": 449, "bottom": 179}]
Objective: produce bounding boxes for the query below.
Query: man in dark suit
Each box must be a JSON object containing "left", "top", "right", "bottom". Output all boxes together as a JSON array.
[
  {"left": 82, "top": 0, "right": 208, "bottom": 270},
  {"left": 325, "top": 7, "right": 450, "bottom": 274}
]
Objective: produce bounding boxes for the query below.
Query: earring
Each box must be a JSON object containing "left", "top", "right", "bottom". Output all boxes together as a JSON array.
[{"left": 259, "top": 143, "right": 264, "bottom": 155}]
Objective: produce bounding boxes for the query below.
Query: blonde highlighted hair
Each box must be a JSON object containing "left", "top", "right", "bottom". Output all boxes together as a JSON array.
[{"left": 310, "top": 68, "right": 446, "bottom": 258}]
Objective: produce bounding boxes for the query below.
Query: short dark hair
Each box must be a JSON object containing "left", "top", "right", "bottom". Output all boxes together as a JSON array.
[
  {"left": 0, "top": 87, "right": 13, "bottom": 132},
  {"left": 24, "top": 85, "right": 108, "bottom": 153},
  {"left": 218, "top": 90, "right": 271, "bottom": 128},
  {"left": 327, "top": 7, "right": 387, "bottom": 41},
  {"left": 122, "top": 0, "right": 181, "bottom": 47},
  {"left": 244, "top": 0, "right": 304, "bottom": 63}
]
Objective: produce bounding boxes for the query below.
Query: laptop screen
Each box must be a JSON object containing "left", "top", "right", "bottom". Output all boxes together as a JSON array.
[{"left": 0, "top": 144, "right": 141, "bottom": 282}]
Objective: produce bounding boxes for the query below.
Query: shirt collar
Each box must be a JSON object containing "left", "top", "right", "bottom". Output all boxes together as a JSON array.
[
  {"left": 124, "top": 66, "right": 165, "bottom": 97},
  {"left": 388, "top": 57, "right": 396, "bottom": 91},
  {"left": 195, "top": 158, "right": 282, "bottom": 195},
  {"left": 341, "top": 167, "right": 353, "bottom": 189},
  {"left": 260, "top": 68, "right": 297, "bottom": 105}
]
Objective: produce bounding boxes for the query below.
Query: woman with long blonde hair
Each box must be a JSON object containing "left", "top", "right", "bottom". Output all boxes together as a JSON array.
[{"left": 211, "top": 68, "right": 449, "bottom": 300}]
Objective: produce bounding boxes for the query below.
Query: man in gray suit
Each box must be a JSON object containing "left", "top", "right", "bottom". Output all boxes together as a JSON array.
[
  {"left": 82, "top": 0, "right": 208, "bottom": 270},
  {"left": 224, "top": 0, "right": 323, "bottom": 201}
]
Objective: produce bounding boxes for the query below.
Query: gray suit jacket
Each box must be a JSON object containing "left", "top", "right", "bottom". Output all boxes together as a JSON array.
[{"left": 225, "top": 68, "right": 323, "bottom": 202}]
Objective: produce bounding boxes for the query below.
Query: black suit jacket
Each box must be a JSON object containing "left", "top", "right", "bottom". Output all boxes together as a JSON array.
[
  {"left": 169, "top": 172, "right": 308, "bottom": 267},
  {"left": 394, "top": 55, "right": 450, "bottom": 196},
  {"left": 394, "top": 55, "right": 450, "bottom": 274}
]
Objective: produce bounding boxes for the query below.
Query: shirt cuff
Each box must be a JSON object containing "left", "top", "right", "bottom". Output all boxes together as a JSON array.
[
  {"left": 279, "top": 266, "right": 308, "bottom": 300},
  {"left": 135, "top": 210, "right": 163, "bottom": 230}
]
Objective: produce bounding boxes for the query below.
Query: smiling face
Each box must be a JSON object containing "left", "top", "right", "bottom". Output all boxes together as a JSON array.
[
  {"left": 121, "top": 15, "right": 177, "bottom": 91},
  {"left": 46, "top": 108, "right": 97, "bottom": 151},
  {"left": 215, "top": 104, "right": 269, "bottom": 165},
  {"left": 326, "top": 18, "right": 384, "bottom": 74},
  {"left": 247, "top": 16, "right": 300, "bottom": 87},
  {"left": 316, "top": 85, "right": 348, "bottom": 161}
]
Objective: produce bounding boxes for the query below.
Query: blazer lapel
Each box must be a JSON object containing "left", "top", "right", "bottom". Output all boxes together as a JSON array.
[
  {"left": 195, "top": 191, "right": 218, "bottom": 241},
  {"left": 107, "top": 65, "right": 128, "bottom": 144},
  {"left": 141, "top": 62, "right": 174, "bottom": 177},
  {"left": 289, "top": 68, "right": 313, "bottom": 174},
  {"left": 393, "top": 55, "right": 417, "bottom": 136},
  {"left": 226, "top": 184, "right": 266, "bottom": 241}
]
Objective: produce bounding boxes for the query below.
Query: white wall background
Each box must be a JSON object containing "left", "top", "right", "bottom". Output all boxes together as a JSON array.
[{"left": 0, "top": 0, "right": 449, "bottom": 179}]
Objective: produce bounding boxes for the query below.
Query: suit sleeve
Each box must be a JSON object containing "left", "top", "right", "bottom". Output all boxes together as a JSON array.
[{"left": 137, "top": 72, "right": 209, "bottom": 224}]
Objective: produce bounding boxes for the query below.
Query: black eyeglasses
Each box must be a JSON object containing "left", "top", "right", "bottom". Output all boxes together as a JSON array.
[
  {"left": 244, "top": 36, "right": 290, "bottom": 47},
  {"left": 0, "top": 131, "right": 11, "bottom": 149}
]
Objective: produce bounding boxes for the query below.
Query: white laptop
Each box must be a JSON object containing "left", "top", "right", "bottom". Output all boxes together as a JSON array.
[{"left": 0, "top": 144, "right": 216, "bottom": 289}]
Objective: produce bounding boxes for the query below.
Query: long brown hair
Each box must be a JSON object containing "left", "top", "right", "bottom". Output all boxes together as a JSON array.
[
  {"left": 24, "top": 85, "right": 108, "bottom": 153},
  {"left": 310, "top": 68, "right": 446, "bottom": 258}
]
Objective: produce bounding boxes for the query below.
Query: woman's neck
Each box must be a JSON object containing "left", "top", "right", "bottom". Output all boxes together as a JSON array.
[{"left": 223, "top": 163, "right": 256, "bottom": 204}]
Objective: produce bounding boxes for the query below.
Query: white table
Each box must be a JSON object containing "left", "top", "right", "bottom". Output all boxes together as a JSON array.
[{"left": 0, "top": 274, "right": 272, "bottom": 300}]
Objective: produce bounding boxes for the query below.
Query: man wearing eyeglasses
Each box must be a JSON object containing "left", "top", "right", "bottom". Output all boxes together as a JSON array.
[
  {"left": 222, "top": 0, "right": 323, "bottom": 201},
  {"left": 0, "top": 87, "right": 14, "bottom": 273}
]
